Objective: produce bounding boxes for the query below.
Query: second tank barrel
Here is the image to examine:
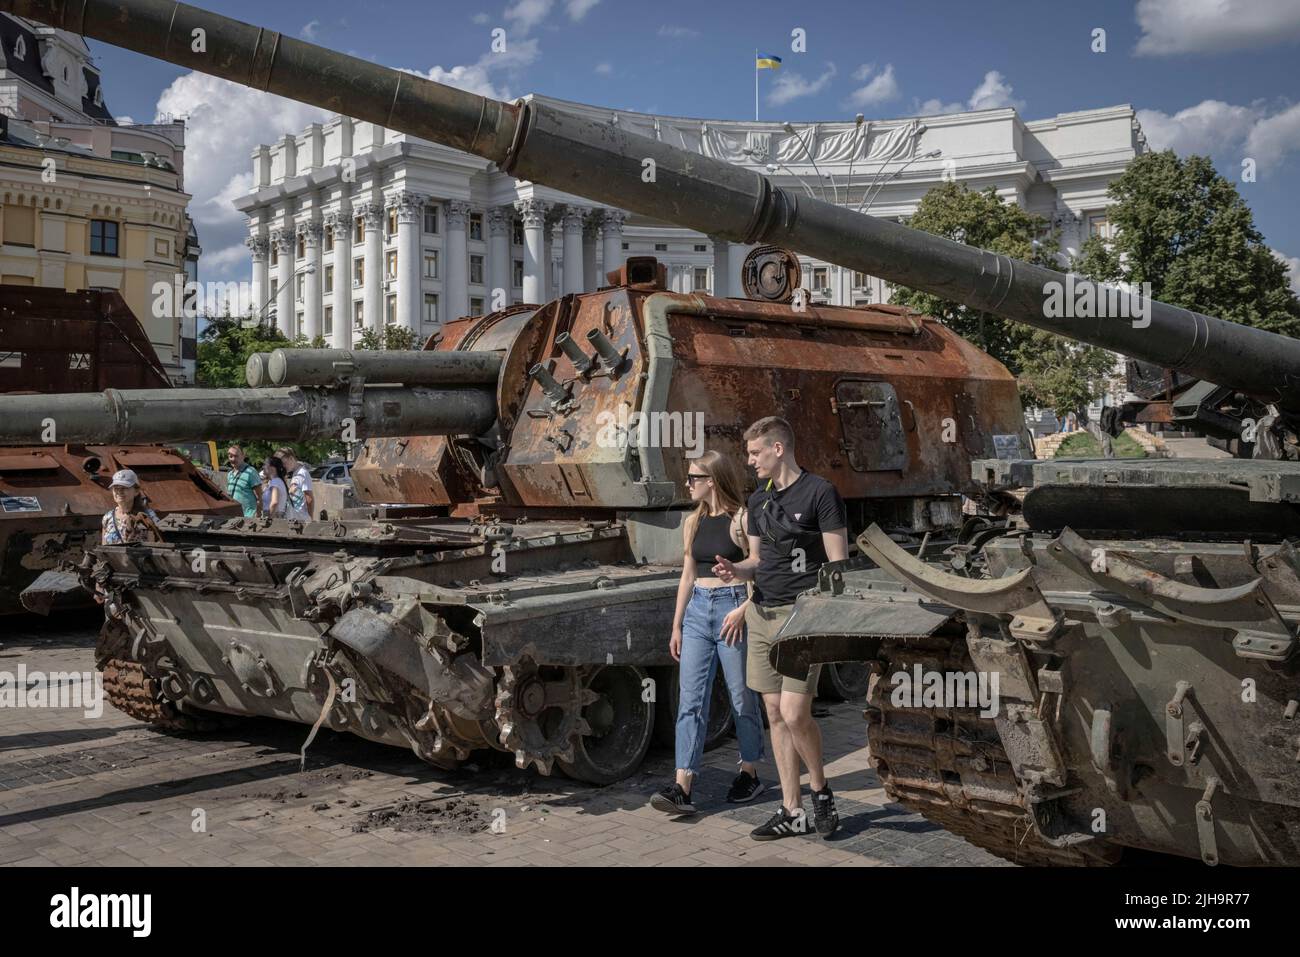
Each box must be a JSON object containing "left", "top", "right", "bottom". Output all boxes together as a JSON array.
[
  {"left": 255, "top": 349, "right": 504, "bottom": 387},
  {"left": 0, "top": 386, "right": 498, "bottom": 445}
]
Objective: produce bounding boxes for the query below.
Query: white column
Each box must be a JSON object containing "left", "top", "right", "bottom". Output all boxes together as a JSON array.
[
  {"left": 601, "top": 209, "right": 626, "bottom": 281},
  {"left": 709, "top": 236, "right": 731, "bottom": 297},
  {"left": 445, "top": 200, "right": 471, "bottom": 323},
  {"left": 487, "top": 206, "right": 511, "bottom": 312},
  {"left": 300, "top": 221, "right": 323, "bottom": 342},
  {"left": 561, "top": 207, "right": 585, "bottom": 296},
  {"left": 582, "top": 214, "right": 599, "bottom": 292},
  {"left": 326, "top": 206, "right": 352, "bottom": 348},
  {"left": 543, "top": 208, "right": 560, "bottom": 302},
  {"left": 245, "top": 233, "right": 268, "bottom": 322},
  {"left": 273, "top": 228, "right": 294, "bottom": 337},
  {"left": 516, "top": 198, "right": 548, "bottom": 304},
  {"left": 393, "top": 191, "right": 424, "bottom": 335},
  {"left": 359, "top": 202, "right": 383, "bottom": 336}
]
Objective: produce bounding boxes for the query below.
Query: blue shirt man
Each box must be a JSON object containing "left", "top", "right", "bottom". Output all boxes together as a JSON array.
[{"left": 224, "top": 445, "right": 262, "bottom": 517}]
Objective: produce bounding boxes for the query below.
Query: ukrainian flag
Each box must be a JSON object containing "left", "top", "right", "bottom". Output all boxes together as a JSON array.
[{"left": 756, "top": 53, "right": 782, "bottom": 70}]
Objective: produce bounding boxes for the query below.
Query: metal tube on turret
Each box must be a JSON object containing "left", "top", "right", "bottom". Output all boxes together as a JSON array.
[
  {"left": 6, "top": 0, "right": 1300, "bottom": 410},
  {"left": 0, "top": 386, "right": 497, "bottom": 445},
  {"left": 245, "top": 352, "right": 272, "bottom": 388},
  {"left": 261, "top": 349, "right": 503, "bottom": 387}
]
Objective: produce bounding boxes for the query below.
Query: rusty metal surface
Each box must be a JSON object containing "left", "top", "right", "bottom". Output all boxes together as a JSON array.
[{"left": 0, "top": 286, "right": 171, "bottom": 393}]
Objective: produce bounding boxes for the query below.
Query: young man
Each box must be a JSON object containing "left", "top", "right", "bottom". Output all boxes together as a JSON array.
[
  {"left": 225, "top": 445, "right": 263, "bottom": 518},
  {"left": 276, "top": 447, "right": 315, "bottom": 520},
  {"left": 714, "top": 416, "right": 849, "bottom": 841}
]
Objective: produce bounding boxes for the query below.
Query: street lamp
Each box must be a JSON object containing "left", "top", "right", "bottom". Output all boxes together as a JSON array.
[
  {"left": 252, "top": 262, "right": 316, "bottom": 335},
  {"left": 858, "top": 149, "right": 942, "bottom": 216},
  {"left": 783, "top": 121, "right": 839, "bottom": 206},
  {"left": 742, "top": 147, "right": 821, "bottom": 200},
  {"left": 845, "top": 113, "right": 866, "bottom": 199},
  {"left": 857, "top": 123, "right": 928, "bottom": 215}
]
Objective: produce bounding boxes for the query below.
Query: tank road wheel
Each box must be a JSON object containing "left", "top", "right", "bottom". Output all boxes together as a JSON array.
[
  {"left": 818, "top": 662, "right": 873, "bottom": 701},
  {"left": 652, "top": 666, "right": 735, "bottom": 751},
  {"left": 558, "top": 665, "right": 656, "bottom": 786},
  {"left": 494, "top": 657, "right": 590, "bottom": 775}
]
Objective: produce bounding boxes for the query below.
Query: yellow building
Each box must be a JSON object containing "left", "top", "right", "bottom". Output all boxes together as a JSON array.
[{"left": 0, "top": 13, "right": 197, "bottom": 383}]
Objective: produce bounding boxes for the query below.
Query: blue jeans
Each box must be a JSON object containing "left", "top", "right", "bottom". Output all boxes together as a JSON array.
[{"left": 676, "top": 584, "right": 766, "bottom": 778}]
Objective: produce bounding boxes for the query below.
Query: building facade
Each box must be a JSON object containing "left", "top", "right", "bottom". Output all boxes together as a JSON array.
[
  {"left": 238, "top": 94, "right": 1146, "bottom": 347},
  {"left": 0, "top": 13, "right": 199, "bottom": 384}
]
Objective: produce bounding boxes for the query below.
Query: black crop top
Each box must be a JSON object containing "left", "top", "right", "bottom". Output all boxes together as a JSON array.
[{"left": 691, "top": 511, "right": 744, "bottom": 564}]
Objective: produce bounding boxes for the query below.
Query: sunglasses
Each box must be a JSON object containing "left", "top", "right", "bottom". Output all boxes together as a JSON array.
[{"left": 684, "top": 473, "right": 710, "bottom": 485}]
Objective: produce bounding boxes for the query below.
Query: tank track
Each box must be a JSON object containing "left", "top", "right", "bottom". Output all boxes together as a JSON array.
[
  {"left": 97, "top": 619, "right": 234, "bottom": 733},
  {"left": 867, "top": 631, "right": 1120, "bottom": 866}
]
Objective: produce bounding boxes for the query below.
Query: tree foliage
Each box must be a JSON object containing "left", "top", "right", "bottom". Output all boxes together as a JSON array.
[
  {"left": 357, "top": 324, "right": 420, "bottom": 351},
  {"left": 1074, "top": 150, "right": 1300, "bottom": 338},
  {"left": 888, "top": 182, "right": 1114, "bottom": 415}
]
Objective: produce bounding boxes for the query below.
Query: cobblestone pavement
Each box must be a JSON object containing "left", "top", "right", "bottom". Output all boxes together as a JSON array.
[{"left": 0, "top": 614, "right": 1007, "bottom": 867}]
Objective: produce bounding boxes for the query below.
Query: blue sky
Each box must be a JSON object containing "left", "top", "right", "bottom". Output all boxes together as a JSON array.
[{"left": 84, "top": 0, "right": 1300, "bottom": 292}]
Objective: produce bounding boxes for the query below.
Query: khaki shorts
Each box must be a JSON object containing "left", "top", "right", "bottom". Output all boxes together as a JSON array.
[{"left": 745, "top": 601, "right": 821, "bottom": 696}]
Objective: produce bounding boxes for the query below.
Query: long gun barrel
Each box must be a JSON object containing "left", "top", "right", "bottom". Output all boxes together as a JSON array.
[{"left": 5, "top": 0, "right": 1300, "bottom": 412}]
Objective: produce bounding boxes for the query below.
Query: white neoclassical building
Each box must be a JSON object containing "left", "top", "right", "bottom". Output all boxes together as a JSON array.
[{"left": 237, "top": 95, "right": 1146, "bottom": 346}]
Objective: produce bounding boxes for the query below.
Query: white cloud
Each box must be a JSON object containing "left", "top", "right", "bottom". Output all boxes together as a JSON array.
[
  {"left": 505, "top": 0, "right": 553, "bottom": 34},
  {"left": 565, "top": 0, "right": 600, "bottom": 20},
  {"left": 657, "top": 25, "right": 700, "bottom": 39},
  {"left": 419, "top": 37, "right": 539, "bottom": 100},
  {"left": 915, "top": 97, "right": 963, "bottom": 116},
  {"left": 1135, "top": 0, "right": 1300, "bottom": 55},
  {"left": 300, "top": 20, "right": 320, "bottom": 41},
  {"left": 1244, "top": 101, "right": 1300, "bottom": 168},
  {"left": 767, "top": 62, "right": 837, "bottom": 107},
  {"left": 1137, "top": 99, "right": 1262, "bottom": 156},
  {"left": 471, "top": 12, "right": 490, "bottom": 24},
  {"left": 847, "top": 63, "right": 898, "bottom": 107},
  {"left": 967, "top": 70, "right": 1024, "bottom": 111},
  {"left": 594, "top": 62, "right": 613, "bottom": 76},
  {"left": 1272, "top": 249, "right": 1300, "bottom": 294}
]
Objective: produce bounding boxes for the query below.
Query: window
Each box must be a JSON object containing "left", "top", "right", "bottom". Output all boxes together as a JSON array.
[
  {"left": 386, "top": 207, "right": 398, "bottom": 239},
  {"left": 324, "top": 230, "right": 334, "bottom": 253},
  {"left": 621, "top": 242, "right": 629, "bottom": 250},
  {"left": 424, "top": 293, "right": 439, "bottom": 324},
  {"left": 469, "top": 213, "right": 483, "bottom": 241},
  {"left": 353, "top": 258, "right": 364, "bottom": 286},
  {"left": 324, "top": 264, "right": 334, "bottom": 288},
  {"left": 694, "top": 244, "right": 707, "bottom": 252},
  {"left": 812, "top": 266, "right": 828, "bottom": 289},
  {"left": 90, "top": 220, "right": 119, "bottom": 256},
  {"left": 654, "top": 243, "right": 667, "bottom": 252},
  {"left": 353, "top": 217, "right": 364, "bottom": 245},
  {"left": 296, "top": 310, "right": 304, "bottom": 331},
  {"left": 270, "top": 278, "right": 279, "bottom": 299},
  {"left": 423, "top": 205, "right": 439, "bottom": 234},
  {"left": 512, "top": 221, "right": 523, "bottom": 246},
  {"left": 852, "top": 271, "right": 867, "bottom": 288},
  {"left": 296, "top": 233, "right": 305, "bottom": 259},
  {"left": 693, "top": 267, "right": 709, "bottom": 292},
  {"left": 469, "top": 297, "right": 484, "bottom": 316},
  {"left": 423, "top": 251, "right": 438, "bottom": 279},
  {"left": 385, "top": 294, "right": 397, "bottom": 325},
  {"left": 512, "top": 259, "right": 524, "bottom": 287},
  {"left": 385, "top": 249, "right": 398, "bottom": 279},
  {"left": 295, "top": 274, "right": 305, "bottom": 301},
  {"left": 154, "top": 238, "right": 170, "bottom": 257},
  {"left": 353, "top": 299, "right": 364, "bottom": 328},
  {"left": 270, "top": 244, "right": 279, "bottom": 266},
  {"left": 469, "top": 254, "right": 484, "bottom": 285},
  {"left": 3, "top": 206, "right": 34, "bottom": 246},
  {"left": 1087, "top": 213, "right": 1113, "bottom": 240},
  {"left": 324, "top": 305, "right": 333, "bottom": 337},
  {"left": 13, "top": 36, "right": 25, "bottom": 61}
]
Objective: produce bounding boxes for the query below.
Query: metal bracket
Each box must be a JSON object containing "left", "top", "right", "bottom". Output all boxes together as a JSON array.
[
  {"left": 1165, "top": 680, "right": 1193, "bottom": 767},
  {"left": 1195, "top": 777, "right": 1220, "bottom": 866}
]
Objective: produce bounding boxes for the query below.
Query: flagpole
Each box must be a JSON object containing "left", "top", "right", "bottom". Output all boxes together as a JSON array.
[{"left": 754, "top": 48, "right": 758, "bottom": 122}]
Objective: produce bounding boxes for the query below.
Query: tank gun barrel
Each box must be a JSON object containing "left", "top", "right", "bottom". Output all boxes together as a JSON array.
[
  {"left": 251, "top": 349, "right": 503, "bottom": 388},
  {"left": 7, "top": 0, "right": 1300, "bottom": 410},
  {"left": 0, "top": 385, "right": 496, "bottom": 445}
]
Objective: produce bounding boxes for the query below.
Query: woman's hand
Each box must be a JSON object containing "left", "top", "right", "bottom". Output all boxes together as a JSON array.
[
  {"left": 669, "top": 625, "right": 682, "bottom": 662},
  {"left": 720, "top": 604, "right": 747, "bottom": 646}
]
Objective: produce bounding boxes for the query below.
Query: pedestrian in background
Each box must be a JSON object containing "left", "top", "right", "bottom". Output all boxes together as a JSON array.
[
  {"left": 101, "top": 469, "right": 161, "bottom": 545},
  {"left": 277, "top": 447, "right": 314, "bottom": 520},
  {"left": 261, "top": 456, "right": 290, "bottom": 519},
  {"left": 225, "top": 445, "right": 263, "bottom": 517}
]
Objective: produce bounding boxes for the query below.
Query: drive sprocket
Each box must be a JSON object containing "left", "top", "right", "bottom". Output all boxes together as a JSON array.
[{"left": 493, "top": 657, "right": 596, "bottom": 775}]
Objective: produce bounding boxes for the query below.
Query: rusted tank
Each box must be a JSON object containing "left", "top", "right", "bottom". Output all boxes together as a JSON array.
[
  {"left": 0, "top": 286, "right": 238, "bottom": 615},
  {"left": 4, "top": 0, "right": 1298, "bottom": 863}
]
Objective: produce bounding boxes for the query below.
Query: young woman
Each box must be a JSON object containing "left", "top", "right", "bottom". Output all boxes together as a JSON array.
[
  {"left": 650, "top": 450, "right": 766, "bottom": 816},
  {"left": 100, "top": 469, "right": 161, "bottom": 545},
  {"left": 261, "top": 456, "right": 290, "bottom": 519}
]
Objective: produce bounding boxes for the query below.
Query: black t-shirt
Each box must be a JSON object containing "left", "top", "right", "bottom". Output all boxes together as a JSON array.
[{"left": 745, "top": 470, "right": 847, "bottom": 606}]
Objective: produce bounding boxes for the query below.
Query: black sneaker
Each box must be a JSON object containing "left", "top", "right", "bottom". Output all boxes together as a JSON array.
[
  {"left": 750, "top": 806, "right": 807, "bottom": 841},
  {"left": 811, "top": 784, "right": 839, "bottom": 838},
  {"left": 726, "top": 771, "right": 765, "bottom": 803},
  {"left": 650, "top": 783, "right": 696, "bottom": 815}
]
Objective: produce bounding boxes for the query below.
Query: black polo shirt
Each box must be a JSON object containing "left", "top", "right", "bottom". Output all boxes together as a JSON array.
[{"left": 745, "top": 470, "right": 847, "bottom": 606}]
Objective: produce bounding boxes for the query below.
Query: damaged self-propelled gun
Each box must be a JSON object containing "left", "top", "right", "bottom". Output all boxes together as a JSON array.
[{"left": 3, "top": 0, "right": 1299, "bottom": 850}]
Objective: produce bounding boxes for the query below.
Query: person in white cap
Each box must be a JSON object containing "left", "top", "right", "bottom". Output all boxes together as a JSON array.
[{"left": 101, "top": 469, "right": 161, "bottom": 545}]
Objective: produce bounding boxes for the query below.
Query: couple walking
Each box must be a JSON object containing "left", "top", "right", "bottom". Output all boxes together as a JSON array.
[{"left": 650, "top": 416, "right": 849, "bottom": 841}]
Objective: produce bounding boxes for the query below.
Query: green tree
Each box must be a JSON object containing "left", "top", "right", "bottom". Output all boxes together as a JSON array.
[
  {"left": 889, "top": 182, "right": 1113, "bottom": 415},
  {"left": 357, "top": 324, "right": 419, "bottom": 351},
  {"left": 1074, "top": 150, "right": 1300, "bottom": 337},
  {"left": 195, "top": 315, "right": 345, "bottom": 465}
]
